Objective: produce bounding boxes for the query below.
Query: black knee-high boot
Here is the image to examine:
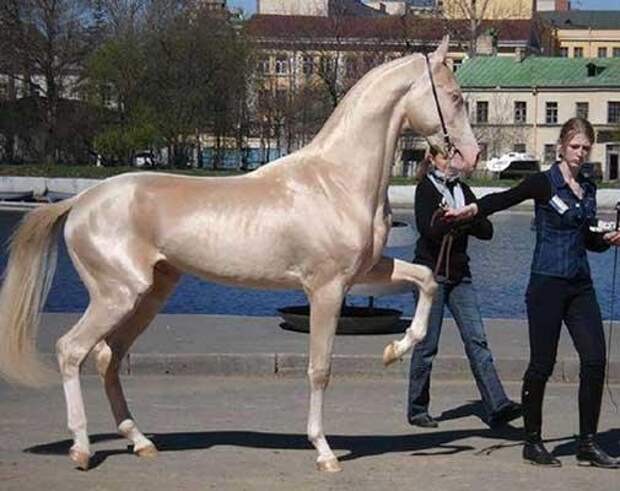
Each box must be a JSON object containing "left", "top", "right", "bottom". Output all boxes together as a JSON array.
[
  {"left": 576, "top": 367, "right": 620, "bottom": 469},
  {"left": 522, "top": 377, "right": 561, "bottom": 467}
]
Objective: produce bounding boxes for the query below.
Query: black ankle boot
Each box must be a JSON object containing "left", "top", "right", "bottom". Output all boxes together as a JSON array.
[
  {"left": 523, "top": 433, "right": 562, "bottom": 467},
  {"left": 521, "top": 378, "right": 560, "bottom": 466},
  {"left": 576, "top": 435, "right": 620, "bottom": 469}
]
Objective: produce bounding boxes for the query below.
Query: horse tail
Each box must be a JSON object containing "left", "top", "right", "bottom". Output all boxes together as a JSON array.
[{"left": 0, "top": 198, "right": 76, "bottom": 387}]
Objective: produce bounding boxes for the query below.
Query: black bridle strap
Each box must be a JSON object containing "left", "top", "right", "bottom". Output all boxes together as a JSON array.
[{"left": 424, "top": 53, "right": 454, "bottom": 156}]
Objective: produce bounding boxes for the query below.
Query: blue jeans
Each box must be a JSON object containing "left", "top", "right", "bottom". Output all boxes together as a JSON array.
[{"left": 408, "top": 278, "right": 511, "bottom": 420}]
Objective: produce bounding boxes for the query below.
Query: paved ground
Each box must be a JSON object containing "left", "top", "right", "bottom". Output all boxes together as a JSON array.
[
  {"left": 36, "top": 313, "right": 620, "bottom": 383},
  {"left": 1, "top": 377, "right": 619, "bottom": 491}
]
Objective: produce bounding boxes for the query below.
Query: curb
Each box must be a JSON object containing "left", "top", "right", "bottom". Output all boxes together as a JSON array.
[{"left": 50, "top": 352, "right": 620, "bottom": 383}]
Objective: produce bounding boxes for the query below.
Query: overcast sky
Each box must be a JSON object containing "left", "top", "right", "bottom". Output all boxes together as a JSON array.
[{"left": 227, "top": 0, "right": 620, "bottom": 14}]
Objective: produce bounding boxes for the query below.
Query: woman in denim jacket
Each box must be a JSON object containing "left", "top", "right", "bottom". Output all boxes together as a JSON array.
[{"left": 447, "top": 118, "right": 620, "bottom": 468}]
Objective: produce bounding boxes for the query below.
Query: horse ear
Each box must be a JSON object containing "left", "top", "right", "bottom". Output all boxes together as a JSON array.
[{"left": 432, "top": 35, "right": 450, "bottom": 63}]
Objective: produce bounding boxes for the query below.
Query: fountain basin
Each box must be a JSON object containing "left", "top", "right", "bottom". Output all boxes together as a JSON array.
[{"left": 278, "top": 305, "right": 405, "bottom": 335}]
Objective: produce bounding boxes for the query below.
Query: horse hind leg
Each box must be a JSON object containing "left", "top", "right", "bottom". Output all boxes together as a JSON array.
[
  {"left": 92, "top": 265, "right": 180, "bottom": 459},
  {"left": 56, "top": 274, "right": 155, "bottom": 470}
]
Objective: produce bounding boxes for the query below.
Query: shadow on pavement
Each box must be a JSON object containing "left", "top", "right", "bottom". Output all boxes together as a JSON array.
[
  {"left": 551, "top": 428, "right": 620, "bottom": 458},
  {"left": 23, "top": 425, "right": 619, "bottom": 470},
  {"left": 436, "top": 400, "right": 487, "bottom": 423},
  {"left": 24, "top": 426, "right": 526, "bottom": 469}
]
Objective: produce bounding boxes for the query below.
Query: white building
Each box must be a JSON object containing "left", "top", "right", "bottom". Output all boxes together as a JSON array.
[{"left": 457, "top": 56, "right": 620, "bottom": 179}]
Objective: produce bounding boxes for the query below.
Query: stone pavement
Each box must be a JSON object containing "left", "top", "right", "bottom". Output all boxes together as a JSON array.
[
  {"left": 37, "top": 313, "right": 620, "bottom": 383},
  {"left": 1, "top": 377, "right": 619, "bottom": 491}
]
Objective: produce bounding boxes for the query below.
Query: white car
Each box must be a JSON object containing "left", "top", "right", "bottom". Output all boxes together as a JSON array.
[{"left": 486, "top": 152, "right": 540, "bottom": 177}]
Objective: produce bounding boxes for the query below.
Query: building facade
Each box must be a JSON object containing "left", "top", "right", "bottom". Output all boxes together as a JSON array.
[
  {"left": 257, "top": 0, "right": 385, "bottom": 16},
  {"left": 442, "top": 0, "right": 534, "bottom": 20},
  {"left": 540, "top": 11, "right": 620, "bottom": 58},
  {"left": 245, "top": 13, "right": 540, "bottom": 172},
  {"left": 457, "top": 56, "right": 620, "bottom": 179}
]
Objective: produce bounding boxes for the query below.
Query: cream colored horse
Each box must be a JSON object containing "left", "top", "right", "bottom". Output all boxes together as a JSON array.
[{"left": 0, "top": 37, "right": 478, "bottom": 472}]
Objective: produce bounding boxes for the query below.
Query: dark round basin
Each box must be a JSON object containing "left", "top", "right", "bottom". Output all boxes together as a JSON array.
[{"left": 278, "top": 305, "right": 405, "bottom": 335}]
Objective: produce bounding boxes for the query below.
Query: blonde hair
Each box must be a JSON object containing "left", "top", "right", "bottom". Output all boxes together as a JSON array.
[{"left": 558, "top": 117, "right": 594, "bottom": 158}]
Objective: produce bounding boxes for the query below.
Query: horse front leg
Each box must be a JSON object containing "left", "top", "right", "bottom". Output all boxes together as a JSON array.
[
  {"left": 354, "top": 257, "right": 437, "bottom": 366},
  {"left": 306, "top": 281, "right": 345, "bottom": 473}
]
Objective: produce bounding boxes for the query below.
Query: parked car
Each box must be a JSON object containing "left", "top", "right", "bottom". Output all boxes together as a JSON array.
[
  {"left": 486, "top": 152, "right": 540, "bottom": 179},
  {"left": 134, "top": 151, "right": 156, "bottom": 167}
]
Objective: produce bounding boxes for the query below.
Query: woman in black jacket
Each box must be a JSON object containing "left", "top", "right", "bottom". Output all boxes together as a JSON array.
[{"left": 407, "top": 145, "right": 521, "bottom": 429}]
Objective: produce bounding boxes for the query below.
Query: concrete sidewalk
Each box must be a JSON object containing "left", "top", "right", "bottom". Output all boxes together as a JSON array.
[
  {"left": 38, "top": 313, "right": 620, "bottom": 382},
  {"left": 1, "top": 377, "right": 619, "bottom": 490}
]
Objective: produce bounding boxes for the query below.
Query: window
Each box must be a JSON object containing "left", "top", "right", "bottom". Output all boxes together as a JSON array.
[
  {"left": 257, "top": 57, "right": 270, "bottom": 75},
  {"left": 609, "top": 101, "right": 620, "bottom": 123},
  {"left": 573, "top": 47, "right": 584, "bottom": 58},
  {"left": 320, "top": 56, "right": 335, "bottom": 76},
  {"left": 452, "top": 59, "right": 463, "bottom": 73},
  {"left": 514, "top": 101, "right": 527, "bottom": 124},
  {"left": 345, "top": 56, "right": 357, "bottom": 77},
  {"left": 560, "top": 47, "right": 568, "bottom": 57},
  {"left": 101, "top": 85, "right": 112, "bottom": 106},
  {"left": 614, "top": 47, "right": 620, "bottom": 58},
  {"left": 513, "top": 143, "right": 526, "bottom": 153},
  {"left": 274, "top": 55, "right": 288, "bottom": 75},
  {"left": 302, "top": 56, "right": 314, "bottom": 76},
  {"left": 476, "top": 101, "right": 488, "bottom": 124},
  {"left": 576, "top": 102, "right": 589, "bottom": 120},
  {"left": 544, "top": 144, "right": 557, "bottom": 164},
  {"left": 545, "top": 101, "right": 558, "bottom": 124},
  {"left": 598, "top": 47, "right": 608, "bottom": 58}
]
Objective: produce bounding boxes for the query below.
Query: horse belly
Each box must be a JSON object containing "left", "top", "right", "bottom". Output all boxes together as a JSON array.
[{"left": 161, "top": 223, "right": 301, "bottom": 290}]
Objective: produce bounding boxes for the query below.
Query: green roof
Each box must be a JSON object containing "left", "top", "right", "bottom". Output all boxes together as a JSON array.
[{"left": 456, "top": 56, "right": 620, "bottom": 89}]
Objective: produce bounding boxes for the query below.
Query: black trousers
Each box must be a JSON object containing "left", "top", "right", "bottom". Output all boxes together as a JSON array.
[{"left": 524, "top": 274, "right": 606, "bottom": 436}]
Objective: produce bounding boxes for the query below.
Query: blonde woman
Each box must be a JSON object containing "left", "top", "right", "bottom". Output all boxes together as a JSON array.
[{"left": 447, "top": 118, "right": 620, "bottom": 468}]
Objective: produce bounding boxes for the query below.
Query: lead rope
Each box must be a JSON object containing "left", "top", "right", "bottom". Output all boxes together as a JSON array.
[{"left": 430, "top": 208, "right": 454, "bottom": 282}]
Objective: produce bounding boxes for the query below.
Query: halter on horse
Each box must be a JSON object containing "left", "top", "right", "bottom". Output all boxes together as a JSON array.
[{"left": 0, "top": 36, "right": 478, "bottom": 472}]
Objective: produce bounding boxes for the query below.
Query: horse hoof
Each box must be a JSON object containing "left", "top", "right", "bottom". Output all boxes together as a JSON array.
[
  {"left": 317, "top": 457, "right": 342, "bottom": 473},
  {"left": 383, "top": 342, "right": 400, "bottom": 366},
  {"left": 69, "top": 448, "right": 90, "bottom": 470},
  {"left": 135, "top": 444, "right": 159, "bottom": 459}
]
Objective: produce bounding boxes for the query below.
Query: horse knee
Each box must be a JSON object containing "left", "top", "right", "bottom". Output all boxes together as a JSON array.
[
  {"left": 56, "top": 336, "right": 90, "bottom": 378},
  {"left": 423, "top": 273, "right": 438, "bottom": 296},
  {"left": 92, "top": 341, "right": 115, "bottom": 378},
  {"left": 308, "top": 367, "right": 331, "bottom": 390}
]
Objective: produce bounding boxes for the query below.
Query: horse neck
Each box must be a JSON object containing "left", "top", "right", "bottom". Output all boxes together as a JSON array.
[{"left": 306, "top": 56, "right": 421, "bottom": 211}]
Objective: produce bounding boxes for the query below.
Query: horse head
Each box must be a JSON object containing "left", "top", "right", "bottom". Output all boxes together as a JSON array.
[{"left": 402, "top": 36, "right": 479, "bottom": 175}]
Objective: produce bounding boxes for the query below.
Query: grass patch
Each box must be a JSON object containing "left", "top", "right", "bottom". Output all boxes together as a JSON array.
[{"left": 0, "top": 164, "right": 244, "bottom": 179}]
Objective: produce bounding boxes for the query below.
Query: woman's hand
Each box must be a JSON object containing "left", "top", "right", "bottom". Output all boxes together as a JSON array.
[
  {"left": 603, "top": 230, "right": 620, "bottom": 246},
  {"left": 443, "top": 203, "right": 479, "bottom": 222}
]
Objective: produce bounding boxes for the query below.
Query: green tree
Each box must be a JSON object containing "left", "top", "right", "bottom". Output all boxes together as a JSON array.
[{"left": 0, "top": 0, "right": 95, "bottom": 164}]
